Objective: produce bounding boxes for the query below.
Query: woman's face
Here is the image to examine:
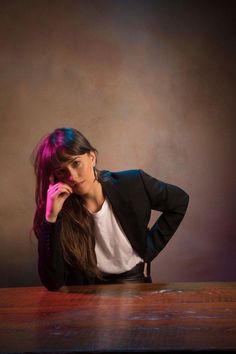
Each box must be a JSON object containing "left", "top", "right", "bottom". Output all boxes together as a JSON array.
[{"left": 53, "top": 151, "right": 97, "bottom": 195}]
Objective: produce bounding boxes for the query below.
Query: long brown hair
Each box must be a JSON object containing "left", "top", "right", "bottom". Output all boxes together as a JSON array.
[{"left": 31, "top": 127, "right": 104, "bottom": 279}]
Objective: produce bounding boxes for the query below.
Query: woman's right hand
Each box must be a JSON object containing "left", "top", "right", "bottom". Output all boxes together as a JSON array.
[{"left": 45, "top": 175, "right": 73, "bottom": 223}]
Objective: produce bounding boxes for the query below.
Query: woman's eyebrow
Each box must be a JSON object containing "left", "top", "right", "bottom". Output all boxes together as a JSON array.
[
  {"left": 54, "top": 157, "right": 81, "bottom": 171},
  {"left": 70, "top": 156, "right": 81, "bottom": 162}
]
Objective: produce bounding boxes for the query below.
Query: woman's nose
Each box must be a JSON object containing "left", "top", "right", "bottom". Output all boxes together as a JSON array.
[
  {"left": 68, "top": 175, "right": 75, "bottom": 182},
  {"left": 67, "top": 169, "right": 78, "bottom": 182}
]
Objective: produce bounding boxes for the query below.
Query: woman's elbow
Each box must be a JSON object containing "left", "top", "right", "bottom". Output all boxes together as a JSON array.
[
  {"left": 39, "top": 269, "right": 65, "bottom": 292},
  {"left": 182, "top": 191, "right": 190, "bottom": 213},
  {"left": 175, "top": 189, "right": 189, "bottom": 215},
  {"left": 41, "top": 277, "right": 65, "bottom": 291}
]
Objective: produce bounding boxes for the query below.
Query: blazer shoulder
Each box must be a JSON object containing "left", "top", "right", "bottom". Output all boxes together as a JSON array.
[{"left": 100, "top": 168, "right": 142, "bottom": 182}]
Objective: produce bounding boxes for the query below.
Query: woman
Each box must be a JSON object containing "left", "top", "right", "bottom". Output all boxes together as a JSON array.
[{"left": 32, "top": 127, "right": 189, "bottom": 291}]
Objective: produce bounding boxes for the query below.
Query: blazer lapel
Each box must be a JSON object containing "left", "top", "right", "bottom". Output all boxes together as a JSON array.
[{"left": 98, "top": 170, "right": 145, "bottom": 257}]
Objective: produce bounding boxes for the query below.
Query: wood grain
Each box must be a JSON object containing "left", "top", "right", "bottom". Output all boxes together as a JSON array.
[{"left": 0, "top": 282, "right": 236, "bottom": 353}]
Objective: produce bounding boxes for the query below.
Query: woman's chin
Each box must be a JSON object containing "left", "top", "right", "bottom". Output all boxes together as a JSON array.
[{"left": 73, "top": 183, "right": 87, "bottom": 195}]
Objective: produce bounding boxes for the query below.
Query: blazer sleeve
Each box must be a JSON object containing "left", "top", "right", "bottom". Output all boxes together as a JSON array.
[
  {"left": 38, "top": 217, "right": 68, "bottom": 291},
  {"left": 139, "top": 169, "right": 190, "bottom": 261}
]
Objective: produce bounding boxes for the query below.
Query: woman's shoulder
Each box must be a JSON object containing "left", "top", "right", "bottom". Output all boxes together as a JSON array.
[
  {"left": 99, "top": 168, "right": 142, "bottom": 181},
  {"left": 98, "top": 169, "right": 146, "bottom": 192}
]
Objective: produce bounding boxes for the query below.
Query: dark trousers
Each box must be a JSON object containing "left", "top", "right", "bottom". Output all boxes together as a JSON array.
[{"left": 95, "top": 262, "right": 152, "bottom": 284}]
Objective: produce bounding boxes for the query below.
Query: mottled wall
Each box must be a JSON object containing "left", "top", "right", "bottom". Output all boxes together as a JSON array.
[{"left": 0, "top": 0, "right": 235, "bottom": 287}]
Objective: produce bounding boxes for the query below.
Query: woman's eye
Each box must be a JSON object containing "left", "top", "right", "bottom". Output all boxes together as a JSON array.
[{"left": 72, "top": 160, "right": 80, "bottom": 167}]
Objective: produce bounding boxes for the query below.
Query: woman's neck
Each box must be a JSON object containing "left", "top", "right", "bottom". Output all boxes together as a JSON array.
[{"left": 82, "top": 181, "right": 105, "bottom": 213}]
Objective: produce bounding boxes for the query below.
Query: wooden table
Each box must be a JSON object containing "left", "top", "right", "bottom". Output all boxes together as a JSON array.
[{"left": 0, "top": 282, "right": 236, "bottom": 353}]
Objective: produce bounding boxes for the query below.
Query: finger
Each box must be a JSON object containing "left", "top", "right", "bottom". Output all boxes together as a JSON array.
[
  {"left": 49, "top": 183, "right": 73, "bottom": 193},
  {"left": 58, "top": 186, "right": 72, "bottom": 196},
  {"left": 49, "top": 184, "right": 72, "bottom": 197},
  {"left": 58, "top": 190, "right": 72, "bottom": 199},
  {"left": 48, "top": 181, "right": 73, "bottom": 195},
  {"left": 52, "top": 183, "right": 73, "bottom": 194},
  {"left": 58, "top": 183, "right": 73, "bottom": 194}
]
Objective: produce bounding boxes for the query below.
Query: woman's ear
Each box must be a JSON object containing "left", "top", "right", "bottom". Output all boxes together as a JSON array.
[{"left": 89, "top": 151, "right": 97, "bottom": 165}]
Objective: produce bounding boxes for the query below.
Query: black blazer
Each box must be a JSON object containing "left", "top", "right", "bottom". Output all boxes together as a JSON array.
[{"left": 38, "top": 169, "right": 189, "bottom": 290}]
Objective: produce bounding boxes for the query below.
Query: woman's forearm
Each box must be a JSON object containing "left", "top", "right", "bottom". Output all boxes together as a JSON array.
[{"left": 38, "top": 218, "right": 67, "bottom": 291}]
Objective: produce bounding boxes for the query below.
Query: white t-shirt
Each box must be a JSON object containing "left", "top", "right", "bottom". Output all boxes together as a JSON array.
[{"left": 86, "top": 196, "right": 143, "bottom": 274}]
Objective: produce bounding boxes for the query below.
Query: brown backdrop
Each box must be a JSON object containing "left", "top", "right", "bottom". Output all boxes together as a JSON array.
[{"left": 0, "top": 0, "right": 235, "bottom": 287}]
